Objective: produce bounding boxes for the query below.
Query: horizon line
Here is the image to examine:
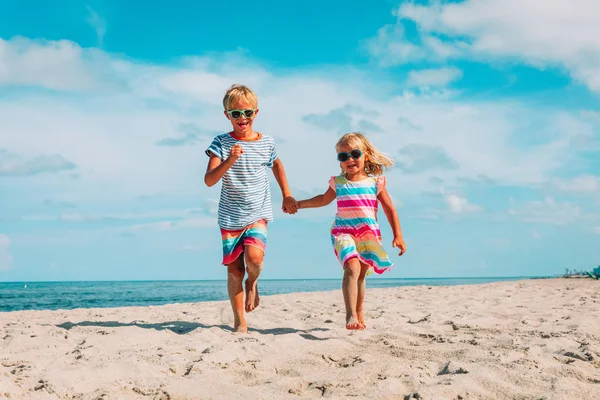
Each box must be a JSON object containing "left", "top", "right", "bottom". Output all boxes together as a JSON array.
[{"left": 0, "top": 275, "right": 553, "bottom": 284}]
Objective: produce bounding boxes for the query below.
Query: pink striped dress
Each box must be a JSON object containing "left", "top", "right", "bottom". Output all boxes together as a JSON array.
[{"left": 329, "top": 175, "right": 393, "bottom": 274}]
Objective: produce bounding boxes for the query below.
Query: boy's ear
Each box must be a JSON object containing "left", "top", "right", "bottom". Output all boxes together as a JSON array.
[{"left": 223, "top": 110, "right": 230, "bottom": 119}]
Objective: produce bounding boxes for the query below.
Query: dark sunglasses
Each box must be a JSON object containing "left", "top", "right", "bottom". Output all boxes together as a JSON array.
[
  {"left": 337, "top": 149, "right": 363, "bottom": 162},
  {"left": 226, "top": 109, "right": 256, "bottom": 119}
]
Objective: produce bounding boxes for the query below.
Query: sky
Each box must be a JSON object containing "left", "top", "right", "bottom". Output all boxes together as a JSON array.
[{"left": 0, "top": 0, "right": 599, "bottom": 282}]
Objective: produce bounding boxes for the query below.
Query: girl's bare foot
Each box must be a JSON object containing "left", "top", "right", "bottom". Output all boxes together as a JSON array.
[
  {"left": 357, "top": 311, "right": 366, "bottom": 329},
  {"left": 245, "top": 280, "right": 259, "bottom": 312},
  {"left": 346, "top": 316, "right": 363, "bottom": 330}
]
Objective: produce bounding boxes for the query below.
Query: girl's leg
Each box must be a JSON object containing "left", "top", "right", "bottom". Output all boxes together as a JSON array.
[
  {"left": 356, "top": 262, "right": 370, "bottom": 328},
  {"left": 342, "top": 258, "right": 362, "bottom": 330},
  {"left": 227, "top": 257, "right": 247, "bottom": 333},
  {"left": 244, "top": 245, "right": 264, "bottom": 313}
]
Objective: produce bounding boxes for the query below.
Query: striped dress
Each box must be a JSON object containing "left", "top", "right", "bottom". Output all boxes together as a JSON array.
[{"left": 329, "top": 175, "right": 393, "bottom": 275}]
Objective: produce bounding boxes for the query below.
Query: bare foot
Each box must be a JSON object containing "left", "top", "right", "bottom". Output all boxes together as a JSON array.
[
  {"left": 254, "top": 285, "right": 260, "bottom": 310},
  {"left": 357, "top": 311, "right": 366, "bottom": 329},
  {"left": 234, "top": 316, "right": 247, "bottom": 333},
  {"left": 245, "top": 280, "right": 259, "bottom": 312},
  {"left": 346, "top": 316, "right": 363, "bottom": 330}
]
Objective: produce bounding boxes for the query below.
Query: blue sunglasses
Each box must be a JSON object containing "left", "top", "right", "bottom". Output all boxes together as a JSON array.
[{"left": 337, "top": 149, "right": 363, "bottom": 162}]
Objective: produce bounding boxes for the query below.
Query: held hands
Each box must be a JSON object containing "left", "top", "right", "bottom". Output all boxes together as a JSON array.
[
  {"left": 227, "top": 144, "right": 243, "bottom": 162},
  {"left": 282, "top": 196, "right": 299, "bottom": 214},
  {"left": 392, "top": 236, "right": 406, "bottom": 256}
]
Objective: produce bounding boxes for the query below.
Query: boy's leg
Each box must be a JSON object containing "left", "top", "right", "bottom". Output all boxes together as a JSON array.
[
  {"left": 342, "top": 258, "right": 362, "bottom": 330},
  {"left": 356, "top": 262, "right": 370, "bottom": 328},
  {"left": 227, "top": 257, "right": 247, "bottom": 333},
  {"left": 244, "top": 245, "right": 264, "bottom": 312}
]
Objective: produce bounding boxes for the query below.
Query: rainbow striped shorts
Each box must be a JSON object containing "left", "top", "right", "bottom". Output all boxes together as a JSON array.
[{"left": 220, "top": 219, "right": 268, "bottom": 265}]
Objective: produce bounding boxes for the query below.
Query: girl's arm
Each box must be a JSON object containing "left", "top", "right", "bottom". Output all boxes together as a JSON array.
[
  {"left": 378, "top": 187, "right": 406, "bottom": 255},
  {"left": 298, "top": 187, "right": 336, "bottom": 209}
]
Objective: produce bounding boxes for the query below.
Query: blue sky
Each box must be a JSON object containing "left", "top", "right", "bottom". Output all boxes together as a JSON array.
[{"left": 1, "top": 0, "right": 599, "bottom": 282}]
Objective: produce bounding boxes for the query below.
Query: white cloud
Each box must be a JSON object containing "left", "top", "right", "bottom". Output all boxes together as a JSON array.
[
  {"left": 118, "top": 216, "right": 216, "bottom": 235},
  {"left": 0, "top": 149, "right": 76, "bottom": 177},
  {"left": 406, "top": 67, "right": 463, "bottom": 88},
  {"left": 0, "top": 35, "right": 597, "bottom": 220},
  {"left": 593, "top": 226, "right": 600, "bottom": 234},
  {"left": 0, "top": 234, "right": 13, "bottom": 271},
  {"left": 13, "top": 205, "right": 217, "bottom": 223},
  {"left": 397, "top": 144, "right": 459, "bottom": 174},
  {"left": 369, "top": 0, "right": 600, "bottom": 92},
  {"left": 442, "top": 191, "right": 482, "bottom": 214},
  {"left": 0, "top": 37, "right": 120, "bottom": 92},
  {"left": 366, "top": 24, "right": 465, "bottom": 67},
  {"left": 509, "top": 196, "right": 581, "bottom": 225},
  {"left": 86, "top": 7, "right": 106, "bottom": 47},
  {"left": 581, "top": 110, "right": 600, "bottom": 123},
  {"left": 554, "top": 175, "right": 600, "bottom": 193}
]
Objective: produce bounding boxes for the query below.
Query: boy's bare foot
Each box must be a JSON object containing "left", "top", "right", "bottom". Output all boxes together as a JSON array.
[
  {"left": 233, "top": 315, "right": 248, "bottom": 333},
  {"left": 346, "top": 316, "right": 363, "bottom": 330},
  {"left": 357, "top": 311, "right": 366, "bottom": 329},
  {"left": 254, "top": 286, "right": 260, "bottom": 309},
  {"left": 245, "top": 280, "right": 259, "bottom": 312}
]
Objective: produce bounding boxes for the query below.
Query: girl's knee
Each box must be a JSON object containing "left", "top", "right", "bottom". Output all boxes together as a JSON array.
[
  {"left": 343, "top": 259, "right": 361, "bottom": 276},
  {"left": 358, "top": 262, "right": 370, "bottom": 279}
]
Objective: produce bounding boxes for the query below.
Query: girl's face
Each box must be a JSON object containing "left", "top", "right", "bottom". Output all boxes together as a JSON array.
[
  {"left": 224, "top": 99, "right": 258, "bottom": 136},
  {"left": 337, "top": 143, "right": 366, "bottom": 177}
]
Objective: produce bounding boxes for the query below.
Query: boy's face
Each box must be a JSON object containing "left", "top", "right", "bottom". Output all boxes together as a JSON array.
[{"left": 224, "top": 100, "right": 258, "bottom": 136}]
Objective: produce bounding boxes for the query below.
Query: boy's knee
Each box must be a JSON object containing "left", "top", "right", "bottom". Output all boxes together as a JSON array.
[
  {"left": 244, "top": 246, "right": 264, "bottom": 267},
  {"left": 227, "top": 262, "right": 245, "bottom": 279}
]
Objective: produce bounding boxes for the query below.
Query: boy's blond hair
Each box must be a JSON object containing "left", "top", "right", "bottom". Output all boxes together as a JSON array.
[
  {"left": 222, "top": 84, "right": 258, "bottom": 110},
  {"left": 336, "top": 132, "right": 394, "bottom": 177}
]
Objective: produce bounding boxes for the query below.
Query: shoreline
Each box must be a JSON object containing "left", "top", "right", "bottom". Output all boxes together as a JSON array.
[
  {"left": 1, "top": 275, "right": 548, "bottom": 284},
  {"left": 1, "top": 276, "right": 546, "bottom": 314},
  {"left": 1, "top": 278, "right": 599, "bottom": 399}
]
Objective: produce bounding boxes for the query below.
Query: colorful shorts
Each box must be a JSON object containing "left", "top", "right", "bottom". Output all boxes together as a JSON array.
[{"left": 220, "top": 219, "right": 268, "bottom": 265}]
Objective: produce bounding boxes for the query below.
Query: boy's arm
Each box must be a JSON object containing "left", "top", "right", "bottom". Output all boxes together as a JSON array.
[
  {"left": 298, "top": 187, "right": 336, "bottom": 209},
  {"left": 204, "top": 144, "right": 242, "bottom": 187},
  {"left": 378, "top": 187, "right": 406, "bottom": 255},
  {"left": 271, "top": 158, "right": 297, "bottom": 213}
]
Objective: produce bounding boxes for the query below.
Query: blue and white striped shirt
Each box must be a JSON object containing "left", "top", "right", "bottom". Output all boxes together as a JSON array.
[{"left": 205, "top": 132, "right": 278, "bottom": 230}]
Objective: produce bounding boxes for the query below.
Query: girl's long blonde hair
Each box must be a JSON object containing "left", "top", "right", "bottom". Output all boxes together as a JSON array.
[{"left": 336, "top": 132, "right": 394, "bottom": 177}]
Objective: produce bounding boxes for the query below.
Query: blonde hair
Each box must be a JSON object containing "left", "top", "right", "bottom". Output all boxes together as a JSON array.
[
  {"left": 222, "top": 84, "right": 258, "bottom": 110},
  {"left": 336, "top": 132, "right": 394, "bottom": 177}
]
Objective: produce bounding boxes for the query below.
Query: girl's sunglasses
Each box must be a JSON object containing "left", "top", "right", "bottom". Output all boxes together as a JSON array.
[
  {"left": 227, "top": 109, "right": 256, "bottom": 119},
  {"left": 337, "top": 149, "right": 363, "bottom": 162}
]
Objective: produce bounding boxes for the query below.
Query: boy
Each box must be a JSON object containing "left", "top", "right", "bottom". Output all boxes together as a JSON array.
[{"left": 204, "top": 84, "right": 297, "bottom": 333}]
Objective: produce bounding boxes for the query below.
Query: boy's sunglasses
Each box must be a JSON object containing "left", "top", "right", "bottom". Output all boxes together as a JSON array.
[
  {"left": 227, "top": 109, "right": 256, "bottom": 119},
  {"left": 337, "top": 149, "right": 363, "bottom": 162}
]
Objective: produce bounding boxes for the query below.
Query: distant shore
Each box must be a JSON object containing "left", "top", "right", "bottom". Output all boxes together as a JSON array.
[{"left": 1, "top": 278, "right": 598, "bottom": 399}]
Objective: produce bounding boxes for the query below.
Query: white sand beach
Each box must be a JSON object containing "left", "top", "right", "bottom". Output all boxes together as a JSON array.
[{"left": 1, "top": 278, "right": 599, "bottom": 400}]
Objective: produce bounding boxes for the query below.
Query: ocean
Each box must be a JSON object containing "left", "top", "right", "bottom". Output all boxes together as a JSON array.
[{"left": 0, "top": 277, "right": 539, "bottom": 312}]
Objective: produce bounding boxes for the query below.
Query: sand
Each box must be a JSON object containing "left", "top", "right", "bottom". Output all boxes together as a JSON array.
[{"left": 1, "top": 278, "right": 599, "bottom": 400}]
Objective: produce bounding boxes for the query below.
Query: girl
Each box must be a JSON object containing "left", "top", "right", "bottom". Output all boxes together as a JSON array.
[{"left": 297, "top": 132, "right": 406, "bottom": 330}]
